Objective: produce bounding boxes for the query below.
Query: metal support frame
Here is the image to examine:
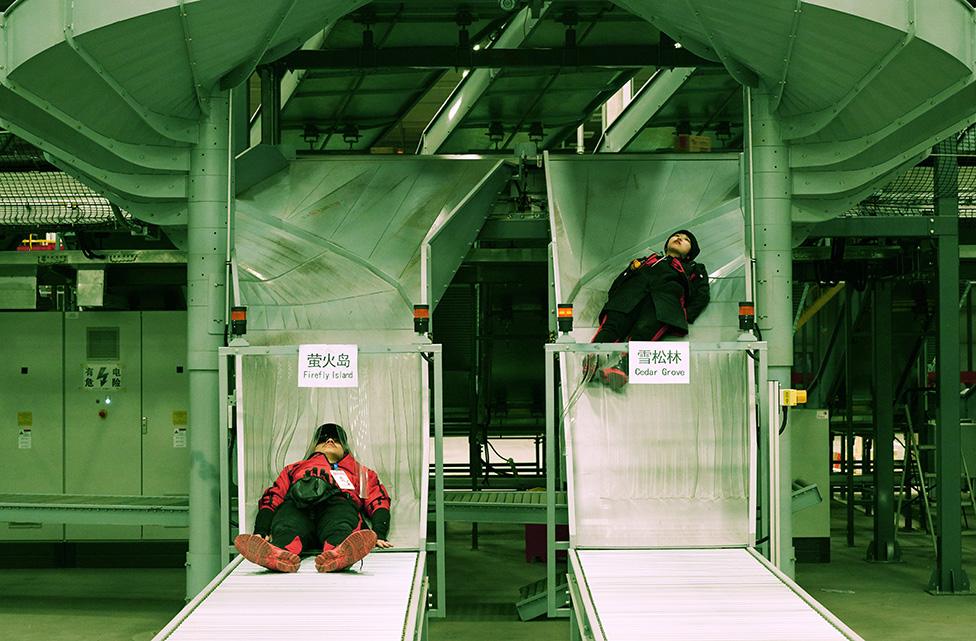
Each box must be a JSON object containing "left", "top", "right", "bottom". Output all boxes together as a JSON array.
[
  {"left": 747, "top": 86, "right": 794, "bottom": 576},
  {"left": 547, "top": 341, "right": 769, "bottom": 611},
  {"left": 596, "top": 68, "right": 697, "bottom": 153},
  {"left": 930, "top": 138, "right": 970, "bottom": 594},
  {"left": 259, "top": 66, "right": 282, "bottom": 146},
  {"left": 282, "top": 46, "right": 717, "bottom": 71},
  {"left": 806, "top": 213, "right": 970, "bottom": 590},
  {"left": 543, "top": 346, "right": 568, "bottom": 618},
  {"left": 431, "top": 344, "right": 445, "bottom": 618},
  {"left": 419, "top": 3, "right": 550, "bottom": 155},
  {"left": 216, "top": 342, "right": 445, "bottom": 617},
  {"left": 768, "top": 380, "right": 785, "bottom": 569},
  {"left": 844, "top": 286, "right": 855, "bottom": 547},
  {"left": 868, "top": 280, "right": 900, "bottom": 562},
  {"left": 185, "top": 90, "right": 230, "bottom": 599}
]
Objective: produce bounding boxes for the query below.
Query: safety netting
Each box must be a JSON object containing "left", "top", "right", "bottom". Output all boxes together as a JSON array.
[
  {"left": 850, "top": 124, "right": 976, "bottom": 217},
  {"left": 0, "top": 133, "right": 123, "bottom": 227}
]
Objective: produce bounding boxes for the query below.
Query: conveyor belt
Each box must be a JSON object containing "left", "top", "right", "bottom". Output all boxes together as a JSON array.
[
  {"left": 157, "top": 551, "right": 424, "bottom": 640},
  {"left": 569, "top": 548, "right": 862, "bottom": 641},
  {"left": 0, "top": 493, "right": 188, "bottom": 526}
]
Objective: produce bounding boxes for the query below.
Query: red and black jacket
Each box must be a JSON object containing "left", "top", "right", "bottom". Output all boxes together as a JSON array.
[
  {"left": 254, "top": 452, "right": 391, "bottom": 539},
  {"left": 602, "top": 253, "right": 710, "bottom": 331}
]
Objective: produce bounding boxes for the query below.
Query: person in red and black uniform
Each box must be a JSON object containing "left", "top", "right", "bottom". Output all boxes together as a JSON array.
[
  {"left": 583, "top": 229, "right": 710, "bottom": 389},
  {"left": 234, "top": 422, "right": 392, "bottom": 573}
]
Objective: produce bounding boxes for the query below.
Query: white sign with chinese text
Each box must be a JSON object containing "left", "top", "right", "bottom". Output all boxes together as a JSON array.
[
  {"left": 629, "top": 341, "right": 690, "bottom": 384},
  {"left": 83, "top": 363, "right": 124, "bottom": 390},
  {"left": 298, "top": 344, "right": 358, "bottom": 388}
]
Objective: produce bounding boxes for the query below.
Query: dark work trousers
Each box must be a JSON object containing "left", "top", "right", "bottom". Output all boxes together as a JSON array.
[
  {"left": 592, "top": 296, "right": 669, "bottom": 343},
  {"left": 270, "top": 495, "right": 361, "bottom": 554},
  {"left": 592, "top": 297, "right": 669, "bottom": 371}
]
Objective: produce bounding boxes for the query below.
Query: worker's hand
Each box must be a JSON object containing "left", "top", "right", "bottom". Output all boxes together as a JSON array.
[{"left": 375, "top": 539, "right": 394, "bottom": 549}]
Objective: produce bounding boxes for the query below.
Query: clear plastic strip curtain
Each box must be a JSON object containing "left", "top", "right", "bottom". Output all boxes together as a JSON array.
[
  {"left": 239, "top": 352, "right": 424, "bottom": 549},
  {"left": 565, "top": 349, "right": 751, "bottom": 548}
]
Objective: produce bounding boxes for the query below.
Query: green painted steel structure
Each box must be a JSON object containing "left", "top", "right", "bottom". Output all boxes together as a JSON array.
[
  {"left": 868, "top": 281, "right": 899, "bottom": 563},
  {"left": 1, "top": 0, "right": 975, "bottom": 597},
  {"left": 748, "top": 85, "right": 795, "bottom": 576},
  {"left": 185, "top": 90, "right": 229, "bottom": 597}
]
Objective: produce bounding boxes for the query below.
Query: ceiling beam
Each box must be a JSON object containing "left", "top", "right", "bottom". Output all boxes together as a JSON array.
[
  {"left": 280, "top": 46, "right": 718, "bottom": 70},
  {"left": 419, "top": 3, "right": 551, "bottom": 154},
  {"left": 597, "top": 67, "right": 696, "bottom": 152}
]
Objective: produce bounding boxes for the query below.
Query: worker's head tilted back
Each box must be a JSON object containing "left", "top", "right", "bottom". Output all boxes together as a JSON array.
[
  {"left": 313, "top": 422, "right": 349, "bottom": 463},
  {"left": 664, "top": 229, "right": 700, "bottom": 260}
]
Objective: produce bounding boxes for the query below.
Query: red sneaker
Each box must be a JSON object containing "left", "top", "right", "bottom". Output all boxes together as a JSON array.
[
  {"left": 600, "top": 366, "right": 628, "bottom": 391},
  {"left": 315, "top": 530, "right": 378, "bottom": 573},
  {"left": 234, "top": 533, "right": 300, "bottom": 572}
]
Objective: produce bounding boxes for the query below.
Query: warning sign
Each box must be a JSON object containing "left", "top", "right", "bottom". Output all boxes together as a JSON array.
[{"left": 83, "top": 363, "right": 123, "bottom": 390}]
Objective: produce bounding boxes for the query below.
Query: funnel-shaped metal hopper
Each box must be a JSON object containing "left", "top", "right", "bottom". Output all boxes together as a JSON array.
[
  {"left": 547, "top": 154, "right": 745, "bottom": 343},
  {"left": 235, "top": 156, "right": 503, "bottom": 344}
]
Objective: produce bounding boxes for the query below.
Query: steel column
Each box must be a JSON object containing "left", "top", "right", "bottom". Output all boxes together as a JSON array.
[
  {"left": 748, "top": 86, "right": 794, "bottom": 576},
  {"left": 929, "top": 138, "right": 970, "bottom": 593},
  {"left": 868, "top": 280, "right": 900, "bottom": 562},
  {"left": 432, "top": 346, "right": 446, "bottom": 616},
  {"left": 259, "top": 66, "right": 281, "bottom": 146},
  {"left": 545, "top": 348, "right": 557, "bottom": 616},
  {"left": 845, "top": 287, "right": 855, "bottom": 547},
  {"left": 186, "top": 90, "right": 230, "bottom": 598}
]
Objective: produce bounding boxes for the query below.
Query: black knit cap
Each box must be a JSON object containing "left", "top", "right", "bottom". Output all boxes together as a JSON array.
[
  {"left": 664, "top": 229, "right": 700, "bottom": 260},
  {"left": 315, "top": 423, "right": 349, "bottom": 451}
]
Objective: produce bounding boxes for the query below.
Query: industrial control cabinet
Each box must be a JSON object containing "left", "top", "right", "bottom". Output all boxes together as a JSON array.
[
  {"left": 0, "top": 312, "right": 65, "bottom": 541},
  {"left": 64, "top": 312, "right": 143, "bottom": 540},
  {"left": 1, "top": 311, "right": 191, "bottom": 543},
  {"left": 791, "top": 408, "right": 831, "bottom": 561},
  {"left": 141, "top": 311, "right": 189, "bottom": 539}
]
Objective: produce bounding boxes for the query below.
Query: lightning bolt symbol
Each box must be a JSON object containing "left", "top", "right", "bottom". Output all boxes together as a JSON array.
[{"left": 97, "top": 369, "right": 109, "bottom": 387}]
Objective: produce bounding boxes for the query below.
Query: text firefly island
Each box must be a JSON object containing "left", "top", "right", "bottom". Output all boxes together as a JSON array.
[{"left": 298, "top": 344, "right": 359, "bottom": 388}]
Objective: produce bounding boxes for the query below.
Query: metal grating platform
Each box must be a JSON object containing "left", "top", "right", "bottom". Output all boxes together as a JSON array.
[
  {"left": 441, "top": 490, "right": 567, "bottom": 523},
  {"left": 572, "top": 548, "right": 861, "bottom": 641},
  {"left": 161, "top": 551, "right": 421, "bottom": 640}
]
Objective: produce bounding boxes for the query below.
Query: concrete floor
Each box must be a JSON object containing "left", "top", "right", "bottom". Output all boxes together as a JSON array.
[{"left": 0, "top": 512, "right": 973, "bottom": 641}]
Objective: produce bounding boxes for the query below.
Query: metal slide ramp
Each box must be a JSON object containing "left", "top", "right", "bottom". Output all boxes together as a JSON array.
[
  {"left": 569, "top": 549, "right": 859, "bottom": 641},
  {"left": 547, "top": 158, "right": 862, "bottom": 639},
  {"left": 555, "top": 344, "right": 864, "bottom": 641},
  {"left": 156, "top": 552, "right": 425, "bottom": 640},
  {"left": 236, "top": 157, "right": 510, "bottom": 341}
]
